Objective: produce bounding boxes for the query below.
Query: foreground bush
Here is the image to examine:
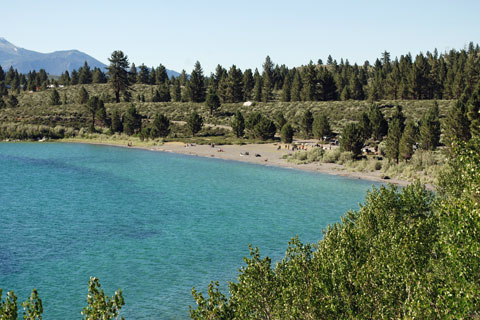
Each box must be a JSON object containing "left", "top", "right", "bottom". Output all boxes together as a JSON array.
[{"left": 190, "top": 137, "right": 480, "bottom": 319}]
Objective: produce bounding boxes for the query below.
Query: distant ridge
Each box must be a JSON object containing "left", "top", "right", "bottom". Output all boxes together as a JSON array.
[{"left": 0, "top": 38, "right": 180, "bottom": 78}]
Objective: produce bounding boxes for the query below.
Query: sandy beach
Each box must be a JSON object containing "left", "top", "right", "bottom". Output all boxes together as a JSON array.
[{"left": 78, "top": 140, "right": 413, "bottom": 187}]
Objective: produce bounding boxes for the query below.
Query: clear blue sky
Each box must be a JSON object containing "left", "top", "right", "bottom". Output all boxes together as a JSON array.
[{"left": 2, "top": 0, "right": 479, "bottom": 74}]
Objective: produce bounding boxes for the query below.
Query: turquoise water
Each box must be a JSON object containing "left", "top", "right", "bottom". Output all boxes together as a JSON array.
[{"left": 0, "top": 142, "right": 380, "bottom": 319}]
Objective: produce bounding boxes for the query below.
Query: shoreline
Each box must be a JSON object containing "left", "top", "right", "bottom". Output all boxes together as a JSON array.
[{"left": 57, "top": 139, "right": 418, "bottom": 188}]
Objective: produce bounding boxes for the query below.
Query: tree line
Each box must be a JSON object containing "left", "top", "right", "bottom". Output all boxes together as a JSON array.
[{"left": 1, "top": 42, "right": 479, "bottom": 105}]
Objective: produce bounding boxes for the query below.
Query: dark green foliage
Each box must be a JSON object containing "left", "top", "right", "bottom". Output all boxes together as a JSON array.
[
  {"left": 368, "top": 104, "right": 388, "bottom": 140},
  {"left": 253, "top": 117, "right": 276, "bottom": 140},
  {"left": 274, "top": 112, "right": 287, "bottom": 133},
  {"left": 187, "top": 112, "right": 203, "bottom": 136},
  {"left": 399, "top": 120, "right": 417, "bottom": 161},
  {"left": 280, "top": 123, "right": 294, "bottom": 143},
  {"left": 466, "top": 85, "right": 480, "bottom": 136},
  {"left": 6, "top": 95, "right": 18, "bottom": 108},
  {"left": 419, "top": 104, "right": 441, "bottom": 150},
  {"left": 245, "top": 112, "right": 262, "bottom": 133},
  {"left": 231, "top": 111, "right": 245, "bottom": 138},
  {"left": 123, "top": 105, "right": 142, "bottom": 135},
  {"left": 137, "top": 64, "right": 150, "bottom": 84},
  {"left": 261, "top": 56, "right": 274, "bottom": 102},
  {"left": 0, "top": 98, "right": 6, "bottom": 109},
  {"left": 78, "top": 87, "right": 89, "bottom": 104},
  {"left": 92, "top": 67, "right": 107, "bottom": 84},
  {"left": 312, "top": 114, "right": 332, "bottom": 140},
  {"left": 107, "top": 50, "right": 130, "bottom": 103},
  {"left": 81, "top": 277, "right": 124, "bottom": 320},
  {"left": 206, "top": 87, "right": 221, "bottom": 115},
  {"left": 340, "top": 123, "right": 364, "bottom": 157},
  {"left": 85, "top": 96, "right": 104, "bottom": 132},
  {"left": 252, "top": 70, "right": 262, "bottom": 102},
  {"left": 385, "top": 117, "right": 402, "bottom": 163},
  {"left": 443, "top": 99, "right": 471, "bottom": 147},
  {"left": 359, "top": 111, "right": 372, "bottom": 140},
  {"left": 242, "top": 69, "right": 254, "bottom": 101},
  {"left": 191, "top": 182, "right": 438, "bottom": 319},
  {"left": 78, "top": 61, "right": 92, "bottom": 84},
  {"left": 110, "top": 111, "right": 123, "bottom": 133},
  {"left": 300, "top": 110, "right": 314, "bottom": 138},
  {"left": 225, "top": 65, "right": 243, "bottom": 103},
  {"left": 0, "top": 289, "right": 18, "bottom": 319},
  {"left": 150, "top": 114, "right": 170, "bottom": 138},
  {"left": 188, "top": 61, "right": 206, "bottom": 102},
  {"left": 129, "top": 63, "right": 137, "bottom": 84},
  {"left": 190, "top": 282, "right": 233, "bottom": 320},
  {"left": 50, "top": 88, "right": 61, "bottom": 106},
  {"left": 21, "top": 289, "right": 43, "bottom": 320}
]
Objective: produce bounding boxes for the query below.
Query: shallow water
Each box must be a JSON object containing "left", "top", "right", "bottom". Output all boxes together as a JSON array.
[{"left": 0, "top": 142, "right": 380, "bottom": 319}]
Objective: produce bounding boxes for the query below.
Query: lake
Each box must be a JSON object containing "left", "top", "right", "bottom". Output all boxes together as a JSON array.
[{"left": 0, "top": 142, "right": 380, "bottom": 319}]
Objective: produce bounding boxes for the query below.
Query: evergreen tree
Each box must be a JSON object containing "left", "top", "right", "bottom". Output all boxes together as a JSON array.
[
  {"left": 150, "top": 114, "right": 170, "bottom": 138},
  {"left": 443, "top": 99, "right": 471, "bottom": 146},
  {"left": 110, "top": 110, "right": 123, "bottom": 133},
  {"left": 206, "top": 87, "right": 221, "bottom": 115},
  {"left": 6, "top": 95, "right": 18, "bottom": 108},
  {"left": 281, "top": 74, "right": 291, "bottom": 102},
  {"left": 78, "top": 61, "right": 92, "bottom": 84},
  {"left": 340, "top": 123, "right": 364, "bottom": 158},
  {"left": 231, "top": 110, "right": 245, "bottom": 138},
  {"left": 152, "top": 89, "right": 162, "bottom": 102},
  {"left": 107, "top": 50, "right": 130, "bottom": 103},
  {"left": 78, "top": 87, "right": 89, "bottom": 104},
  {"left": 70, "top": 70, "right": 79, "bottom": 85},
  {"left": 225, "top": 65, "right": 243, "bottom": 102},
  {"left": 156, "top": 64, "right": 168, "bottom": 84},
  {"left": 62, "top": 93, "right": 68, "bottom": 105},
  {"left": 0, "top": 98, "right": 6, "bottom": 109},
  {"left": 467, "top": 86, "right": 480, "bottom": 136},
  {"left": 301, "top": 110, "right": 314, "bottom": 138},
  {"left": 280, "top": 123, "right": 294, "bottom": 143},
  {"left": 399, "top": 120, "right": 417, "bottom": 161},
  {"left": 254, "top": 117, "right": 276, "bottom": 140},
  {"left": 290, "top": 70, "right": 302, "bottom": 101},
  {"left": 312, "top": 114, "right": 332, "bottom": 140},
  {"left": 245, "top": 112, "right": 262, "bottom": 136},
  {"left": 368, "top": 104, "right": 388, "bottom": 140},
  {"left": 187, "top": 112, "right": 203, "bottom": 136},
  {"left": 137, "top": 64, "right": 150, "bottom": 84},
  {"left": 252, "top": 70, "right": 262, "bottom": 102},
  {"left": 391, "top": 105, "right": 406, "bottom": 132},
  {"left": 301, "top": 61, "right": 317, "bottom": 101},
  {"left": 123, "top": 104, "right": 142, "bottom": 135},
  {"left": 242, "top": 69, "right": 254, "bottom": 101},
  {"left": 129, "top": 63, "right": 137, "bottom": 84},
  {"left": 274, "top": 112, "right": 287, "bottom": 133},
  {"left": 261, "top": 56, "right": 274, "bottom": 102},
  {"left": 385, "top": 118, "right": 402, "bottom": 163},
  {"left": 359, "top": 112, "right": 372, "bottom": 140},
  {"left": 50, "top": 88, "right": 61, "bottom": 106},
  {"left": 188, "top": 61, "right": 206, "bottom": 102},
  {"left": 419, "top": 104, "right": 441, "bottom": 150},
  {"left": 85, "top": 96, "right": 103, "bottom": 132},
  {"left": 92, "top": 68, "right": 107, "bottom": 83},
  {"left": 172, "top": 80, "right": 181, "bottom": 102}
]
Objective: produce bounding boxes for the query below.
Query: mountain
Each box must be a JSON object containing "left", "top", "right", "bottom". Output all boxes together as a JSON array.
[
  {"left": 0, "top": 38, "right": 107, "bottom": 75},
  {"left": 0, "top": 38, "right": 180, "bottom": 78}
]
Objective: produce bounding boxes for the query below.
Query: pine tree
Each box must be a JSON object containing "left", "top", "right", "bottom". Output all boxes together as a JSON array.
[
  {"left": 419, "top": 104, "right": 441, "bottom": 150},
  {"left": 110, "top": 110, "right": 123, "bottom": 133},
  {"left": 225, "top": 65, "right": 243, "bottom": 102},
  {"left": 206, "top": 87, "right": 221, "bottom": 115},
  {"left": 79, "top": 61, "right": 92, "bottom": 84},
  {"left": 467, "top": 86, "right": 480, "bottom": 136},
  {"left": 254, "top": 117, "right": 276, "bottom": 140},
  {"left": 340, "top": 123, "right": 364, "bottom": 158},
  {"left": 129, "top": 63, "right": 137, "bottom": 84},
  {"left": 172, "top": 80, "right": 181, "bottom": 102},
  {"left": 301, "top": 61, "right": 317, "bottom": 101},
  {"left": 281, "top": 74, "right": 291, "bottom": 102},
  {"left": 85, "top": 96, "right": 103, "bottom": 132},
  {"left": 150, "top": 114, "right": 170, "bottom": 138},
  {"left": 274, "top": 112, "right": 287, "bottom": 133},
  {"left": 301, "top": 110, "right": 314, "bottom": 138},
  {"left": 71, "top": 70, "right": 79, "bottom": 85},
  {"left": 280, "top": 123, "right": 294, "bottom": 143},
  {"left": 107, "top": 50, "right": 130, "bottom": 103},
  {"left": 359, "top": 112, "right": 372, "bottom": 141},
  {"left": 50, "top": 88, "right": 61, "bottom": 106},
  {"left": 187, "top": 112, "right": 203, "bottom": 136},
  {"left": 188, "top": 61, "right": 206, "bottom": 102},
  {"left": 385, "top": 118, "right": 402, "bottom": 163},
  {"left": 368, "top": 104, "right": 388, "bottom": 141},
  {"left": 252, "top": 70, "right": 262, "bottom": 102},
  {"left": 137, "top": 64, "right": 150, "bottom": 84},
  {"left": 242, "top": 69, "right": 254, "bottom": 101},
  {"left": 6, "top": 94, "right": 18, "bottom": 108},
  {"left": 231, "top": 110, "right": 245, "bottom": 138},
  {"left": 261, "top": 56, "right": 274, "bottom": 102},
  {"left": 156, "top": 64, "right": 168, "bottom": 84},
  {"left": 443, "top": 99, "right": 471, "bottom": 146},
  {"left": 399, "top": 120, "right": 417, "bottom": 161},
  {"left": 290, "top": 70, "right": 302, "bottom": 101},
  {"left": 312, "top": 114, "right": 332, "bottom": 140},
  {"left": 78, "top": 87, "right": 89, "bottom": 104},
  {"left": 123, "top": 105, "right": 142, "bottom": 135}
]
